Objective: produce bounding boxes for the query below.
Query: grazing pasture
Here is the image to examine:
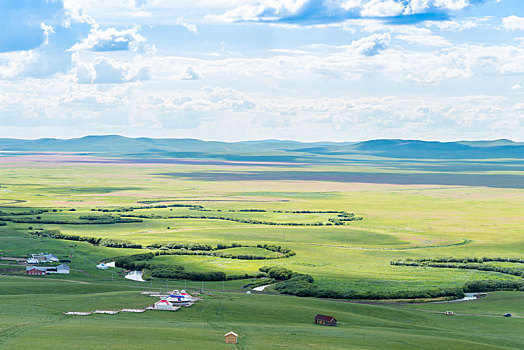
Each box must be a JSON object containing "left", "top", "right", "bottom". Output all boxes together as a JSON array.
[
  {"left": 0, "top": 276, "right": 522, "bottom": 349},
  {"left": 0, "top": 149, "right": 523, "bottom": 348}
]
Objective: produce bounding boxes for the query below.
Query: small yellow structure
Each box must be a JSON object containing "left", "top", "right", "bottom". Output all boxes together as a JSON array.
[
  {"left": 225, "top": 331, "right": 238, "bottom": 344},
  {"left": 445, "top": 311, "right": 454, "bottom": 316}
]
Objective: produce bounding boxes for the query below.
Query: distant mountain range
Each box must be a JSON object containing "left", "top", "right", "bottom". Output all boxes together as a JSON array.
[{"left": 0, "top": 135, "right": 522, "bottom": 160}]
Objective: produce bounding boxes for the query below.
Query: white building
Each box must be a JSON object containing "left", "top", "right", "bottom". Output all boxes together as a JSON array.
[
  {"left": 31, "top": 253, "right": 59, "bottom": 263},
  {"left": 154, "top": 300, "right": 177, "bottom": 311},
  {"left": 57, "top": 264, "right": 70, "bottom": 274}
]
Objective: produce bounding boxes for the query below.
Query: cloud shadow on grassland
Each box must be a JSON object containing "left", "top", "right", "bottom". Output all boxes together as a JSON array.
[{"left": 156, "top": 171, "right": 524, "bottom": 189}]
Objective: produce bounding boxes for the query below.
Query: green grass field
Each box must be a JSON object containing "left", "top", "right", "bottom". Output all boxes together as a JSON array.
[
  {"left": 0, "top": 276, "right": 522, "bottom": 349},
  {"left": 0, "top": 154, "right": 523, "bottom": 348}
]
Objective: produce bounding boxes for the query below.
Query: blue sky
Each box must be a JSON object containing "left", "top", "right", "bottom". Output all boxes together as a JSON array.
[{"left": 0, "top": 0, "right": 523, "bottom": 141}]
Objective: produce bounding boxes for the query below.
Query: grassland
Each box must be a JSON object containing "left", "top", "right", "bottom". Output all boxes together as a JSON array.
[
  {"left": 0, "top": 152, "right": 523, "bottom": 348},
  {"left": 0, "top": 275, "right": 522, "bottom": 349}
]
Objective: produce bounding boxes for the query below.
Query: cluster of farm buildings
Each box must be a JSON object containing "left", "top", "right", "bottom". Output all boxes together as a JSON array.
[{"left": 25, "top": 252, "right": 70, "bottom": 275}]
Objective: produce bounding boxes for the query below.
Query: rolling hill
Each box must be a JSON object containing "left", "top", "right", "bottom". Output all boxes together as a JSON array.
[{"left": 0, "top": 136, "right": 522, "bottom": 160}]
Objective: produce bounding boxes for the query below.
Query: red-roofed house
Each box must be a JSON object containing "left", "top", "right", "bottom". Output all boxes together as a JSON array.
[
  {"left": 225, "top": 332, "right": 238, "bottom": 344},
  {"left": 314, "top": 314, "right": 337, "bottom": 326},
  {"left": 26, "top": 267, "right": 46, "bottom": 275}
]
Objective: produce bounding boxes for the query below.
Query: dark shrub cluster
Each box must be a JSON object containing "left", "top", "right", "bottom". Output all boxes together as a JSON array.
[
  {"left": 122, "top": 213, "right": 328, "bottom": 226},
  {"left": 30, "top": 229, "right": 142, "bottom": 249},
  {"left": 463, "top": 279, "right": 524, "bottom": 292},
  {"left": 115, "top": 253, "right": 155, "bottom": 269},
  {"left": 391, "top": 258, "right": 524, "bottom": 278},
  {"left": 94, "top": 204, "right": 203, "bottom": 212},
  {"left": 0, "top": 209, "right": 49, "bottom": 216},
  {"left": 1, "top": 215, "right": 142, "bottom": 225},
  {"left": 148, "top": 264, "right": 227, "bottom": 281},
  {"left": 256, "top": 244, "right": 296, "bottom": 257},
  {"left": 146, "top": 242, "right": 296, "bottom": 260},
  {"left": 407, "top": 257, "right": 524, "bottom": 264}
]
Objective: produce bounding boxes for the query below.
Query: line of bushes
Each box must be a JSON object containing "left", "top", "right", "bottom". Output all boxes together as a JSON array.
[
  {"left": 0, "top": 216, "right": 142, "bottom": 225},
  {"left": 261, "top": 265, "right": 467, "bottom": 299},
  {"left": 145, "top": 242, "right": 295, "bottom": 260},
  {"left": 463, "top": 279, "right": 524, "bottom": 292},
  {"left": 114, "top": 253, "right": 155, "bottom": 269},
  {"left": 391, "top": 259, "right": 524, "bottom": 278},
  {"left": 148, "top": 264, "right": 261, "bottom": 281},
  {"left": 92, "top": 203, "right": 204, "bottom": 213},
  {"left": 29, "top": 229, "right": 143, "bottom": 249},
  {"left": 77, "top": 214, "right": 143, "bottom": 224},
  {"left": 122, "top": 214, "right": 330, "bottom": 226},
  {"left": 256, "top": 244, "right": 295, "bottom": 257},
  {"left": 26, "top": 228, "right": 296, "bottom": 260},
  {"left": 151, "top": 248, "right": 290, "bottom": 260},
  {"left": 0, "top": 209, "right": 49, "bottom": 216},
  {"left": 265, "top": 266, "right": 521, "bottom": 300},
  {"left": 400, "top": 257, "right": 524, "bottom": 264},
  {"left": 275, "top": 210, "right": 341, "bottom": 214},
  {"left": 146, "top": 242, "right": 215, "bottom": 251},
  {"left": 277, "top": 283, "right": 467, "bottom": 300}
]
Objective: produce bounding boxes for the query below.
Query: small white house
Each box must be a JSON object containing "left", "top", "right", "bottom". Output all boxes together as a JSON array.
[
  {"left": 31, "top": 253, "right": 59, "bottom": 263},
  {"left": 46, "top": 254, "right": 59, "bottom": 262},
  {"left": 154, "top": 300, "right": 177, "bottom": 311},
  {"left": 96, "top": 263, "right": 108, "bottom": 270},
  {"left": 57, "top": 264, "right": 70, "bottom": 274}
]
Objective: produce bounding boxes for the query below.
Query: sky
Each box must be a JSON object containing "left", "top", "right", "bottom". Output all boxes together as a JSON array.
[{"left": 0, "top": 0, "right": 523, "bottom": 141}]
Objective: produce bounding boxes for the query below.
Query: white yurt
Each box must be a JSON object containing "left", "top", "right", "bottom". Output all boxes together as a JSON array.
[
  {"left": 96, "top": 263, "right": 108, "bottom": 270},
  {"left": 154, "top": 299, "right": 176, "bottom": 311}
]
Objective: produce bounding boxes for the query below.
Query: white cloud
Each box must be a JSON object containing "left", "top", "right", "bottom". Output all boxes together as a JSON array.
[
  {"left": 213, "top": 0, "right": 477, "bottom": 23},
  {"left": 503, "top": 16, "right": 524, "bottom": 31},
  {"left": 397, "top": 33, "right": 450, "bottom": 47},
  {"left": 182, "top": 66, "right": 201, "bottom": 80},
  {"left": 176, "top": 17, "right": 199, "bottom": 33},
  {"left": 350, "top": 33, "right": 391, "bottom": 56},
  {"left": 62, "top": 0, "right": 97, "bottom": 27},
  {"left": 41, "top": 23, "right": 55, "bottom": 46},
  {"left": 425, "top": 17, "right": 490, "bottom": 32},
  {"left": 71, "top": 55, "right": 151, "bottom": 84},
  {"left": 361, "top": 0, "right": 404, "bottom": 17},
  {"left": 511, "top": 84, "right": 522, "bottom": 90},
  {"left": 70, "top": 26, "right": 146, "bottom": 52},
  {"left": 0, "top": 51, "right": 39, "bottom": 79},
  {"left": 1, "top": 74, "right": 522, "bottom": 141}
]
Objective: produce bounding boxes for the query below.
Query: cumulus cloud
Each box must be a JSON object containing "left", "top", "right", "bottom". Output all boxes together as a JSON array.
[
  {"left": 351, "top": 33, "right": 391, "bottom": 56},
  {"left": 70, "top": 26, "right": 146, "bottom": 52},
  {"left": 503, "top": 16, "right": 524, "bottom": 31},
  {"left": 213, "top": 0, "right": 481, "bottom": 24},
  {"left": 175, "top": 17, "right": 199, "bottom": 33},
  {"left": 72, "top": 55, "right": 151, "bottom": 84},
  {"left": 1, "top": 74, "right": 522, "bottom": 140},
  {"left": 182, "top": 66, "right": 201, "bottom": 80},
  {"left": 425, "top": 17, "right": 490, "bottom": 31},
  {"left": 0, "top": 51, "right": 39, "bottom": 79},
  {"left": 41, "top": 23, "right": 55, "bottom": 46}
]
